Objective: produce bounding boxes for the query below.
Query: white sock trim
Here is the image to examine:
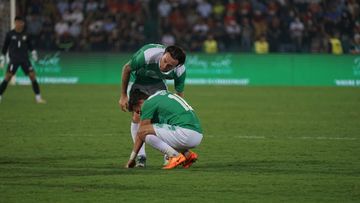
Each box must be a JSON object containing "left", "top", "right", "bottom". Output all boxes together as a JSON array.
[
  {"left": 129, "top": 151, "right": 137, "bottom": 161},
  {"left": 130, "top": 122, "right": 139, "bottom": 141}
]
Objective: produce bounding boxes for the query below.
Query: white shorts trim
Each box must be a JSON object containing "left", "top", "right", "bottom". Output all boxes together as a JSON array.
[
  {"left": 153, "top": 124, "right": 203, "bottom": 150},
  {"left": 127, "top": 82, "right": 134, "bottom": 97}
]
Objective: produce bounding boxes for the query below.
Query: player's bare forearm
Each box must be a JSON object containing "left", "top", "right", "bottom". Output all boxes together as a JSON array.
[
  {"left": 121, "top": 64, "right": 131, "bottom": 96},
  {"left": 119, "top": 64, "right": 131, "bottom": 111},
  {"left": 132, "top": 136, "right": 144, "bottom": 156},
  {"left": 126, "top": 133, "right": 144, "bottom": 168},
  {"left": 126, "top": 121, "right": 151, "bottom": 168},
  {"left": 128, "top": 121, "right": 154, "bottom": 161}
]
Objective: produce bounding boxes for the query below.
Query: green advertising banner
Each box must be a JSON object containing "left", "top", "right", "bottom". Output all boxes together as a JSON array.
[
  {"left": 185, "top": 54, "right": 360, "bottom": 86},
  {"left": 1, "top": 52, "right": 359, "bottom": 86}
]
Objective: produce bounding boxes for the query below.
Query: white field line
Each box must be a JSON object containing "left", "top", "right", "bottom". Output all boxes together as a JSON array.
[
  {"left": 207, "top": 135, "right": 358, "bottom": 141},
  {"left": 297, "top": 136, "right": 357, "bottom": 141},
  {"left": 58, "top": 133, "right": 118, "bottom": 137}
]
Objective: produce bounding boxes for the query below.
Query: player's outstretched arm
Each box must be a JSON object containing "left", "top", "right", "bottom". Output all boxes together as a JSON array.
[
  {"left": 125, "top": 120, "right": 152, "bottom": 168},
  {"left": 125, "top": 136, "right": 142, "bottom": 168},
  {"left": 0, "top": 34, "right": 10, "bottom": 69},
  {"left": 1, "top": 32, "right": 10, "bottom": 56},
  {"left": 119, "top": 64, "right": 131, "bottom": 111},
  {"left": 125, "top": 134, "right": 144, "bottom": 168}
]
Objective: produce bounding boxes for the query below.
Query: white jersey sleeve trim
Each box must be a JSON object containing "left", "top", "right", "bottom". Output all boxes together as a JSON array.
[
  {"left": 144, "top": 47, "right": 165, "bottom": 64},
  {"left": 175, "top": 65, "right": 186, "bottom": 77}
]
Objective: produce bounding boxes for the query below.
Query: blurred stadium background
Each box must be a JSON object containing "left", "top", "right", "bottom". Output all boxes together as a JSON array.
[
  {"left": 0, "top": 0, "right": 359, "bottom": 202},
  {"left": 1, "top": 0, "right": 360, "bottom": 53}
]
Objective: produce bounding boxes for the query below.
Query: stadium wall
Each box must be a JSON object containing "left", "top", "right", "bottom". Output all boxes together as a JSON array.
[{"left": 1, "top": 52, "right": 360, "bottom": 86}]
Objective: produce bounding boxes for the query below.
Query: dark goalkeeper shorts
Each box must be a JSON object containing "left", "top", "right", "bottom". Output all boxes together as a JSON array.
[
  {"left": 127, "top": 81, "right": 168, "bottom": 97},
  {"left": 7, "top": 60, "right": 34, "bottom": 75}
]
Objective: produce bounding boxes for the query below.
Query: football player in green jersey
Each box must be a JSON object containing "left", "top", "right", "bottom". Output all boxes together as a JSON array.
[
  {"left": 119, "top": 44, "right": 187, "bottom": 167},
  {"left": 125, "top": 89, "right": 203, "bottom": 169}
]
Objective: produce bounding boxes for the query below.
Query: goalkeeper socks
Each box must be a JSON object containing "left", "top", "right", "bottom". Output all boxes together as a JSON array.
[
  {"left": 145, "top": 134, "right": 179, "bottom": 157},
  {"left": 0, "top": 79, "right": 9, "bottom": 95},
  {"left": 35, "top": 94, "right": 42, "bottom": 100},
  {"left": 131, "top": 122, "right": 146, "bottom": 156},
  {"left": 31, "top": 80, "right": 40, "bottom": 95}
]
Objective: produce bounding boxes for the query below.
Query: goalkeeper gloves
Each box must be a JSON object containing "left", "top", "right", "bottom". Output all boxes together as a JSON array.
[
  {"left": 31, "top": 50, "right": 38, "bottom": 62},
  {"left": 0, "top": 54, "right": 6, "bottom": 69}
]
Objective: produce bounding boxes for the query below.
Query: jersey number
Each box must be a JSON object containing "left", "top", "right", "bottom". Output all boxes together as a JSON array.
[{"left": 168, "top": 94, "right": 193, "bottom": 111}]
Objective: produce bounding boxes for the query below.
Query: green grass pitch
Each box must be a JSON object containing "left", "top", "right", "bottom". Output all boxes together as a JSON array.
[{"left": 0, "top": 85, "right": 359, "bottom": 202}]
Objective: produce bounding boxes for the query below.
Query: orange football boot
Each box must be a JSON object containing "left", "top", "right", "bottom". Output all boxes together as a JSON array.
[
  {"left": 162, "top": 154, "right": 186, "bottom": 169},
  {"left": 183, "top": 151, "right": 198, "bottom": 168}
]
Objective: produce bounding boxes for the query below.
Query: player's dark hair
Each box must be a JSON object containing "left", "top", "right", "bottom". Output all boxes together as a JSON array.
[
  {"left": 128, "top": 89, "right": 149, "bottom": 112},
  {"left": 165, "top": 45, "right": 186, "bottom": 66},
  {"left": 14, "top": 16, "right": 24, "bottom": 21}
]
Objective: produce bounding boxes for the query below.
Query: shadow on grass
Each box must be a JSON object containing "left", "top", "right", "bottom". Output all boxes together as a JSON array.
[
  {"left": 192, "top": 160, "right": 360, "bottom": 176},
  {"left": 0, "top": 155, "right": 119, "bottom": 165},
  {"left": 0, "top": 155, "right": 162, "bottom": 180},
  {"left": 0, "top": 181, "right": 151, "bottom": 191}
]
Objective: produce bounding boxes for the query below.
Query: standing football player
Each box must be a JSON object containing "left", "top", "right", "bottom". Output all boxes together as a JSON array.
[
  {"left": 125, "top": 89, "right": 203, "bottom": 169},
  {"left": 0, "top": 16, "right": 46, "bottom": 103},
  {"left": 119, "top": 44, "right": 187, "bottom": 167}
]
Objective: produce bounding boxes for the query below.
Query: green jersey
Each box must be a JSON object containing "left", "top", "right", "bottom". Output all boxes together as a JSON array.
[
  {"left": 140, "top": 91, "right": 202, "bottom": 133},
  {"left": 128, "top": 44, "right": 186, "bottom": 93}
]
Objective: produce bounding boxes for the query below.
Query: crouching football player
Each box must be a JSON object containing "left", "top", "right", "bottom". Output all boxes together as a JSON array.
[{"left": 125, "top": 89, "right": 203, "bottom": 169}]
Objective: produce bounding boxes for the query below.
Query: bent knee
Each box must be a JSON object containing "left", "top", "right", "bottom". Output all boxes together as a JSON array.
[
  {"left": 185, "top": 133, "right": 203, "bottom": 148},
  {"left": 138, "top": 125, "right": 155, "bottom": 140}
]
